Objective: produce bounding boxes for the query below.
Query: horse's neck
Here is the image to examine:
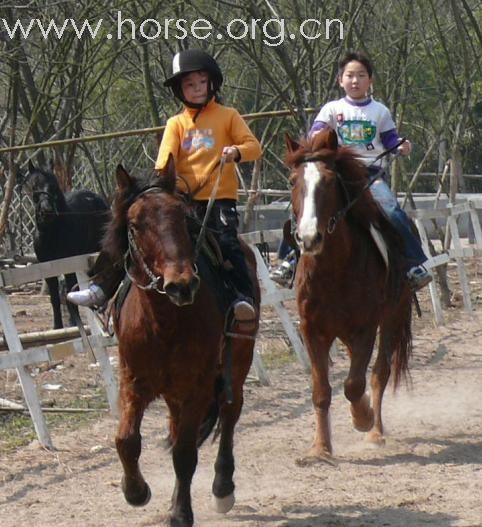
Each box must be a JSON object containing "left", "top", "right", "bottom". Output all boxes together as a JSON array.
[
  {"left": 36, "top": 215, "right": 66, "bottom": 237},
  {"left": 55, "top": 192, "right": 69, "bottom": 212},
  {"left": 320, "top": 220, "right": 371, "bottom": 270}
]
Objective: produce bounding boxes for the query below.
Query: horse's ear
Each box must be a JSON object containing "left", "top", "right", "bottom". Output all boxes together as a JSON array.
[
  {"left": 157, "top": 153, "right": 177, "bottom": 193},
  {"left": 115, "top": 164, "right": 133, "bottom": 192},
  {"left": 326, "top": 128, "right": 338, "bottom": 150},
  {"left": 28, "top": 160, "right": 35, "bottom": 173},
  {"left": 285, "top": 134, "right": 301, "bottom": 153}
]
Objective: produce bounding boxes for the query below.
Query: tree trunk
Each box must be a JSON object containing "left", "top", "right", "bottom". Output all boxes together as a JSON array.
[{"left": 242, "top": 159, "right": 262, "bottom": 232}]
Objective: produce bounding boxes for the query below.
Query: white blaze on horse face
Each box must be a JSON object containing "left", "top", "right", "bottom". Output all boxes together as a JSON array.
[{"left": 298, "top": 162, "right": 320, "bottom": 244}]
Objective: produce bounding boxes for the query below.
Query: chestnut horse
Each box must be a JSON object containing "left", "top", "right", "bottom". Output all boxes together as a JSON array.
[
  {"left": 106, "top": 162, "right": 259, "bottom": 527},
  {"left": 286, "top": 128, "right": 412, "bottom": 462}
]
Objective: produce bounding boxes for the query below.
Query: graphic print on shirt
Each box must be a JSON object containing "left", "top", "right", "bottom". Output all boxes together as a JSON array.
[
  {"left": 182, "top": 129, "right": 215, "bottom": 151},
  {"left": 337, "top": 118, "right": 377, "bottom": 146}
]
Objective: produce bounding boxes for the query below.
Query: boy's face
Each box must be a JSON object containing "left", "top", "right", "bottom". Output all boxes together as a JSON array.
[
  {"left": 339, "top": 60, "right": 372, "bottom": 100},
  {"left": 181, "top": 71, "right": 209, "bottom": 105}
]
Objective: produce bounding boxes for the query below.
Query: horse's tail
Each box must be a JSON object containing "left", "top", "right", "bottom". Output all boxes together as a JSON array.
[
  {"left": 197, "top": 374, "right": 224, "bottom": 447},
  {"left": 383, "top": 295, "right": 413, "bottom": 389}
]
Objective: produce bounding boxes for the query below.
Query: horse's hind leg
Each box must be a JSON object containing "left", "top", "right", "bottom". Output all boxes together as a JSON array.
[
  {"left": 211, "top": 341, "right": 252, "bottom": 514},
  {"left": 115, "top": 380, "right": 151, "bottom": 507},
  {"left": 366, "top": 326, "right": 395, "bottom": 445},
  {"left": 211, "top": 404, "right": 236, "bottom": 514},
  {"left": 46, "top": 276, "right": 63, "bottom": 329},
  {"left": 345, "top": 330, "right": 377, "bottom": 433}
]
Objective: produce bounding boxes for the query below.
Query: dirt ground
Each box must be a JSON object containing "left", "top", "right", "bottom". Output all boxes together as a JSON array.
[{"left": 1, "top": 266, "right": 482, "bottom": 527}]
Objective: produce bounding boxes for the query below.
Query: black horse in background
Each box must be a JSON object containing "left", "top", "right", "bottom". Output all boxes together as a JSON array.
[{"left": 26, "top": 160, "right": 111, "bottom": 329}]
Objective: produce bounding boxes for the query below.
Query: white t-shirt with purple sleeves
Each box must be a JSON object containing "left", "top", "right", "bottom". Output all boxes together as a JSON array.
[{"left": 310, "top": 96, "right": 400, "bottom": 168}]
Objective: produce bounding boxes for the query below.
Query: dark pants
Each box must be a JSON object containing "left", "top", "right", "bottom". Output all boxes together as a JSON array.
[{"left": 194, "top": 199, "right": 254, "bottom": 302}]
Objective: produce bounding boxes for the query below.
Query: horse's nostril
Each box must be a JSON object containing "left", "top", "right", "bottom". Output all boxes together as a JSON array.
[
  {"left": 164, "top": 282, "right": 178, "bottom": 298},
  {"left": 165, "top": 277, "right": 199, "bottom": 306}
]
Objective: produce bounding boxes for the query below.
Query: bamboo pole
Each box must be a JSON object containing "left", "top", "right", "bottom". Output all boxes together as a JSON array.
[
  {"left": 0, "top": 108, "right": 318, "bottom": 154},
  {"left": 0, "top": 406, "right": 109, "bottom": 413},
  {"left": 0, "top": 326, "right": 91, "bottom": 351}
]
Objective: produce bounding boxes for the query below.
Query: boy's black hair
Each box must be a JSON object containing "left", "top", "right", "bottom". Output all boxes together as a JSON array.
[{"left": 339, "top": 52, "right": 373, "bottom": 78}]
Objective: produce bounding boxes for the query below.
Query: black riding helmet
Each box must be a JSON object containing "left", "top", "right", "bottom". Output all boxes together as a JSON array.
[{"left": 164, "top": 49, "right": 223, "bottom": 109}]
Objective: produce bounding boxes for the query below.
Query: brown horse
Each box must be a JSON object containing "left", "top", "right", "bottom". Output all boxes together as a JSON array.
[
  {"left": 105, "top": 160, "right": 259, "bottom": 527},
  {"left": 286, "top": 128, "right": 412, "bottom": 462}
]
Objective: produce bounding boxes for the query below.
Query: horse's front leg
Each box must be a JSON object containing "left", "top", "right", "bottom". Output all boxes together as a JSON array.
[
  {"left": 344, "top": 328, "right": 377, "bottom": 434},
  {"left": 115, "top": 376, "right": 151, "bottom": 507},
  {"left": 45, "top": 276, "right": 62, "bottom": 329},
  {"left": 300, "top": 328, "right": 335, "bottom": 463}
]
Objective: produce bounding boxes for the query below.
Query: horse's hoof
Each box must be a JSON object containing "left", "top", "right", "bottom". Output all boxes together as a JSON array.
[
  {"left": 122, "top": 478, "right": 151, "bottom": 507},
  {"left": 351, "top": 408, "right": 374, "bottom": 432},
  {"left": 366, "top": 430, "right": 386, "bottom": 446},
  {"left": 168, "top": 513, "right": 194, "bottom": 527},
  {"left": 211, "top": 492, "right": 235, "bottom": 513},
  {"left": 352, "top": 415, "right": 374, "bottom": 432},
  {"left": 295, "top": 454, "right": 337, "bottom": 467}
]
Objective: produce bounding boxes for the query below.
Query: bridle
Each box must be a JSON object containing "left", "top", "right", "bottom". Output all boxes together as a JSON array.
[
  {"left": 33, "top": 190, "right": 59, "bottom": 217},
  {"left": 292, "top": 154, "right": 358, "bottom": 235},
  {"left": 123, "top": 186, "right": 198, "bottom": 295},
  {"left": 294, "top": 139, "right": 406, "bottom": 235}
]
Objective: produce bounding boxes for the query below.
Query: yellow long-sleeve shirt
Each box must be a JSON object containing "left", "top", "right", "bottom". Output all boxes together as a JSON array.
[{"left": 154, "top": 99, "right": 262, "bottom": 201}]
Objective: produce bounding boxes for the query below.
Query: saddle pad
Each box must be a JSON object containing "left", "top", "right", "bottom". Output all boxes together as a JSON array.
[{"left": 369, "top": 224, "right": 389, "bottom": 269}]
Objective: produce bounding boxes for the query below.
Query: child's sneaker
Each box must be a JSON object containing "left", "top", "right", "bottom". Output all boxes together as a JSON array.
[
  {"left": 407, "top": 265, "right": 432, "bottom": 292},
  {"left": 67, "top": 284, "right": 106, "bottom": 307},
  {"left": 270, "top": 260, "right": 293, "bottom": 286}
]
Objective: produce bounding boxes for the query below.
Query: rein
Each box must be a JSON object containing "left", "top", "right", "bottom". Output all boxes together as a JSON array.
[{"left": 193, "top": 155, "right": 226, "bottom": 262}]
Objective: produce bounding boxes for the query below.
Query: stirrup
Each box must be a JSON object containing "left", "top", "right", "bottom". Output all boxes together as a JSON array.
[{"left": 407, "top": 265, "right": 432, "bottom": 292}]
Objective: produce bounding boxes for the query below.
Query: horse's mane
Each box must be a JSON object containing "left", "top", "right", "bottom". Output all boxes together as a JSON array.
[{"left": 102, "top": 171, "right": 168, "bottom": 262}]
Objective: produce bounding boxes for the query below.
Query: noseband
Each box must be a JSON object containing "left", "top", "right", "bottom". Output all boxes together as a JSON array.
[{"left": 124, "top": 187, "right": 198, "bottom": 295}]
